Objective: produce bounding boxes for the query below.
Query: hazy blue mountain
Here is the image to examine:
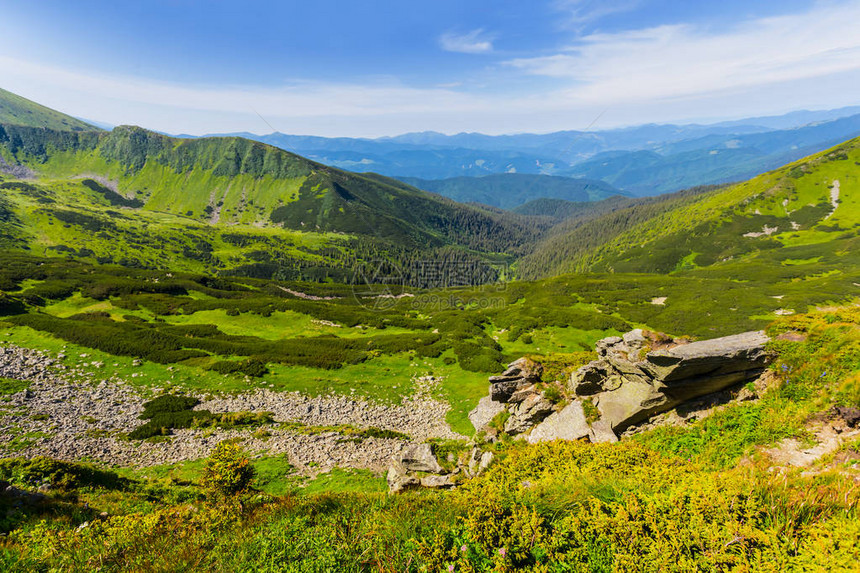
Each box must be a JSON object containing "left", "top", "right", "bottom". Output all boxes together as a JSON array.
[
  {"left": 566, "top": 114, "right": 860, "bottom": 195},
  {"left": 711, "top": 106, "right": 860, "bottom": 130},
  {"left": 184, "top": 106, "right": 860, "bottom": 194},
  {"left": 398, "top": 173, "right": 625, "bottom": 209}
]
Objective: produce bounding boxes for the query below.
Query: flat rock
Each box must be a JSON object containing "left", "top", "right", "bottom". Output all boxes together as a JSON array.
[
  {"left": 527, "top": 401, "right": 591, "bottom": 444},
  {"left": 420, "top": 474, "right": 457, "bottom": 489},
  {"left": 644, "top": 331, "right": 770, "bottom": 382}
]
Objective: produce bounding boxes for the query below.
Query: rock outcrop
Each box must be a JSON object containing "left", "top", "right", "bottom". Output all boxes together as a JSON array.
[
  {"left": 470, "top": 329, "right": 773, "bottom": 445},
  {"left": 468, "top": 357, "right": 557, "bottom": 438},
  {"left": 571, "top": 329, "right": 771, "bottom": 433},
  {"left": 387, "top": 442, "right": 496, "bottom": 494},
  {"left": 386, "top": 442, "right": 458, "bottom": 493},
  {"left": 385, "top": 442, "right": 505, "bottom": 494},
  {"left": 488, "top": 357, "right": 543, "bottom": 402}
]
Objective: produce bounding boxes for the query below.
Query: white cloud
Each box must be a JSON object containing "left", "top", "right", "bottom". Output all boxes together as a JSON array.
[
  {"left": 1, "top": 2, "right": 859, "bottom": 137},
  {"left": 439, "top": 29, "right": 494, "bottom": 54},
  {"left": 552, "top": 0, "right": 640, "bottom": 26},
  {"left": 0, "top": 54, "right": 497, "bottom": 135},
  {"left": 507, "top": 1, "right": 860, "bottom": 106}
]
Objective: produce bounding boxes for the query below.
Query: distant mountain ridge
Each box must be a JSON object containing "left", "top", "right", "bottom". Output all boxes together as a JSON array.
[
  {"left": 198, "top": 106, "right": 860, "bottom": 196},
  {"left": 567, "top": 114, "right": 860, "bottom": 195},
  {"left": 397, "top": 173, "right": 625, "bottom": 210}
]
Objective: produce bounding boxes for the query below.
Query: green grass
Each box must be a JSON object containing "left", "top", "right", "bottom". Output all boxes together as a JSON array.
[
  {"left": 116, "top": 455, "right": 385, "bottom": 497},
  {"left": 0, "top": 377, "right": 29, "bottom": 395},
  {"left": 300, "top": 468, "right": 387, "bottom": 495}
]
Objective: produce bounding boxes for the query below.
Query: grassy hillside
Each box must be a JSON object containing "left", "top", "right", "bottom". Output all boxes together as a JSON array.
[
  {"left": 1, "top": 237, "right": 858, "bottom": 437},
  {"left": 0, "top": 123, "right": 546, "bottom": 281},
  {"left": 397, "top": 173, "right": 623, "bottom": 210},
  {"left": 521, "top": 138, "right": 860, "bottom": 279},
  {"left": 0, "top": 88, "right": 99, "bottom": 132},
  {"left": 517, "top": 185, "right": 725, "bottom": 278},
  {"left": 1, "top": 306, "right": 858, "bottom": 571}
]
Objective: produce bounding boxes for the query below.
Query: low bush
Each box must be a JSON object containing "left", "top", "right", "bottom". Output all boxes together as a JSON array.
[
  {"left": 0, "top": 457, "right": 128, "bottom": 490},
  {"left": 202, "top": 441, "right": 255, "bottom": 497},
  {"left": 208, "top": 358, "right": 269, "bottom": 378},
  {"left": 128, "top": 395, "right": 274, "bottom": 440}
]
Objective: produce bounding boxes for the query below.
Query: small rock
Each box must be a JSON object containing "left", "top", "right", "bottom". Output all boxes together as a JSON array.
[
  {"left": 399, "top": 443, "right": 444, "bottom": 474},
  {"left": 420, "top": 474, "right": 456, "bottom": 489},
  {"left": 478, "top": 451, "right": 494, "bottom": 473}
]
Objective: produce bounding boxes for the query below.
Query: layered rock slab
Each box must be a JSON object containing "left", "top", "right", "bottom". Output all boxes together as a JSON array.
[{"left": 571, "top": 329, "right": 772, "bottom": 433}]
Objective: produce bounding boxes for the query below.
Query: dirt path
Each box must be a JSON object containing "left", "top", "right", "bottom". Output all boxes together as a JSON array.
[
  {"left": 824, "top": 179, "right": 840, "bottom": 220},
  {"left": 762, "top": 409, "right": 860, "bottom": 474}
]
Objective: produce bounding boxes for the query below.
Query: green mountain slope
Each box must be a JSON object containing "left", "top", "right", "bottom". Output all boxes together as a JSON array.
[
  {"left": 0, "top": 105, "right": 546, "bottom": 280},
  {"left": 512, "top": 195, "right": 635, "bottom": 221},
  {"left": 520, "top": 138, "right": 860, "bottom": 278},
  {"left": 0, "top": 87, "right": 100, "bottom": 132},
  {"left": 397, "top": 173, "right": 623, "bottom": 209}
]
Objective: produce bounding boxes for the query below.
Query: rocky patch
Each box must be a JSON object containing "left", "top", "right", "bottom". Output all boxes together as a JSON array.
[{"left": 0, "top": 345, "right": 462, "bottom": 477}]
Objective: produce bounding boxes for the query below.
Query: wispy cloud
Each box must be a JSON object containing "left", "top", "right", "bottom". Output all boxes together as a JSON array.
[
  {"left": 439, "top": 29, "right": 494, "bottom": 54},
  {"left": 507, "top": 1, "right": 860, "bottom": 104},
  {"left": 0, "top": 54, "right": 495, "bottom": 136},
  {"left": 1, "top": 2, "right": 859, "bottom": 137},
  {"left": 552, "top": 0, "right": 640, "bottom": 27}
]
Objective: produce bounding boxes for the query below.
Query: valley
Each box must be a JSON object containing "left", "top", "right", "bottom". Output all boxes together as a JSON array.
[{"left": 1, "top": 88, "right": 859, "bottom": 571}]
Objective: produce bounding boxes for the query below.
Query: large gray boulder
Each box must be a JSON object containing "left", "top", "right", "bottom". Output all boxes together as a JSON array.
[{"left": 399, "top": 443, "right": 444, "bottom": 473}]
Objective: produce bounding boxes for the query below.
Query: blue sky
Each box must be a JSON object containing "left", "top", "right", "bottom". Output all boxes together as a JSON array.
[{"left": 1, "top": 0, "right": 859, "bottom": 136}]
